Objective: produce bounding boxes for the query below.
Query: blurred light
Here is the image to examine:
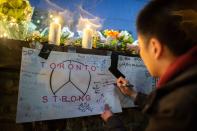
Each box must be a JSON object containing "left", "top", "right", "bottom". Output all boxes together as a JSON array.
[
  {"left": 37, "top": 20, "right": 41, "bottom": 24},
  {"left": 54, "top": 17, "right": 59, "bottom": 24},
  {"left": 3, "top": 33, "right": 7, "bottom": 37},
  {"left": 50, "top": 15, "right": 53, "bottom": 18}
]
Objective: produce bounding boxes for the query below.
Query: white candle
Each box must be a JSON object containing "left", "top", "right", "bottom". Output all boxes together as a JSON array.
[
  {"left": 82, "top": 26, "right": 93, "bottom": 49},
  {"left": 48, "top": 18, "right": 61, "bottom": 45}
]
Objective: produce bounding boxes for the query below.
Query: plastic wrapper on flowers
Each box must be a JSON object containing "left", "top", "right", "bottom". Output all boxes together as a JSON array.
[{"left": 127, "top": 41, "right": 140, "bottom": 55}]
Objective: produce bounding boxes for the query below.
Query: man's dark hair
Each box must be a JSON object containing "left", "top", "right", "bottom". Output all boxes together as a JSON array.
[{"left": 137, "top": 0, "right": 197, "bottom": 56}]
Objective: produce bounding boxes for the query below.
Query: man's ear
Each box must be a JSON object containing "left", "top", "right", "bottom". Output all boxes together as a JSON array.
[{"left": 149, "top": 38, "right": 163, "bottom": 59}]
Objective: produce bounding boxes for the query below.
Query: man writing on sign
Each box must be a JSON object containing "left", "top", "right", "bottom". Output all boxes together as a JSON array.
[{"left": 101, "top": 0, "right": 197, "bottom": 130}]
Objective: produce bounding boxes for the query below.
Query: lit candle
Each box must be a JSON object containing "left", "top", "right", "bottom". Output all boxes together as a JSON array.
[
  {"left": 82, "top": 25, "right": 93, "bottom": 49},
  {"left": 48, "top": 18, "right": 61, "bottom": 45}
]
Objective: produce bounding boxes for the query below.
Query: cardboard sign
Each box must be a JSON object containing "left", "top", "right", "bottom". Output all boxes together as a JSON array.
[
  {"left": 16, "top": 47, "right": 122, "bottom": 123},
  {"left": 117, "top": 55, "right": 156, "bottom": 108}
]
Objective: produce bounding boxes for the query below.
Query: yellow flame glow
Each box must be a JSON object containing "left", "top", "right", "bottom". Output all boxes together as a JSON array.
[{"left": 54, "top": 17, "right": 59, "bottom": 24}]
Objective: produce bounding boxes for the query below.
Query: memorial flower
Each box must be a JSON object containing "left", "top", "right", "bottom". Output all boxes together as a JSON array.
[
  {"left": 0, "top": 0, "right": 33, "bottom": 40},
  {"left": 104, "top": 29, "right": 120, "bottom": 39},
  {"left": 96, "top": 29, "right": 135, "bottom": 52}
]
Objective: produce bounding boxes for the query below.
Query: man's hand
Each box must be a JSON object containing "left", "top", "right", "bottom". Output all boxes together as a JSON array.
[
  {"left": 116, "top": 77, "right": 137, "bottom": 99},
  {"left": 101, "top": 104, "right": 113, "bottom": 122}
]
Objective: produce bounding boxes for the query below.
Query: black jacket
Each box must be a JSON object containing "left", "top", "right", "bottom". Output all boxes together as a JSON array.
[{"left": 106, "top": 48, "right": 197, "bottom": 131}]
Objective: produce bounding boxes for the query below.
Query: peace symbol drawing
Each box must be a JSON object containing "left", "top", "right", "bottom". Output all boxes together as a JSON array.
[{"left": 49, "top": 60, "right": 95, "bottom": 96}]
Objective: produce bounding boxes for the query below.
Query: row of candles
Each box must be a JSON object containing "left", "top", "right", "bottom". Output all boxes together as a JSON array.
[
  {"left": 0, "top": 16, "right": 94, "bottom": 49},
  {"left": 49, "top": 17, "right": 93, "bottom": 49}
]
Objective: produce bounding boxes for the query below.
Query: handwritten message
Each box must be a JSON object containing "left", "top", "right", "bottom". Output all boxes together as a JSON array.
[
  {"left": 117, "top": 56, "right": 156, "bottom": 108},
  {"left": 16, "top": 47, "right": 122, "bottom": 123}
]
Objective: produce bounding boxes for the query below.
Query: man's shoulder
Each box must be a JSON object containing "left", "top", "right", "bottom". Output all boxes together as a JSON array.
[{"left": 158, "top": 84, "right": 197, "bottom": 114}]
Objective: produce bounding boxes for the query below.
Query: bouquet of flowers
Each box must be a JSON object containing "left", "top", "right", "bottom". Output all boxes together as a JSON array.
[
  {"left": 96, "top": 29, "right": 134, "bottom": 51},
  {"left": 0, "top": 0, "right": 33, "bottom": 40}
]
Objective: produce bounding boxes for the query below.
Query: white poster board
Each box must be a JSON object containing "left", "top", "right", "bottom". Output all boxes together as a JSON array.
[
  {"left": 16, "top": 47, "right": 122, "bottom": 123},
  {"left": 117, "top": 55, "right": 156, "bottom": 108}
]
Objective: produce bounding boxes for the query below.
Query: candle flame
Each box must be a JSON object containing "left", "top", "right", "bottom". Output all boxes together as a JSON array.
[
  {"left": 54, "top": 17, "right": 59, "bottom": 24},
  {"left": 86, "top": 24, "right": 91, "bottom": 29},
  {"left": 50, "top": 14, "right": 53, "bottom": 18}
]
